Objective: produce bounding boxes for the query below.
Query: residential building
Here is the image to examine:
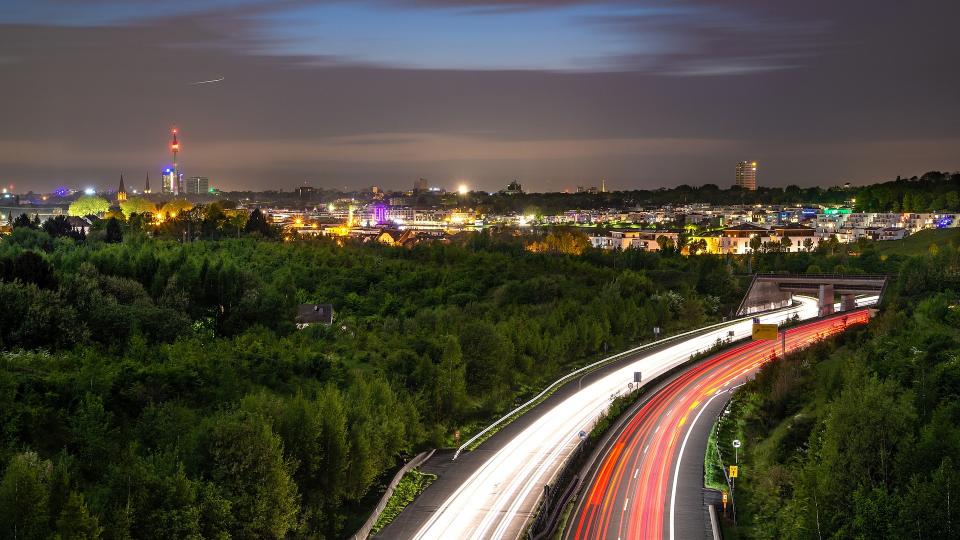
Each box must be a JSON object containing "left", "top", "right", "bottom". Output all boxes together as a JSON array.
[{"left": 736, "top": 161, "right": 758, "bottom": 190}]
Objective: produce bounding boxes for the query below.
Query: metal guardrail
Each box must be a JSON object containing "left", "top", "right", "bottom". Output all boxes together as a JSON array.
[
  {"left": 452, "top": 303, "right": 804, "bottom": 461},
  {"left": 351, "top": 449, "right": 436, "bottom": 540}
]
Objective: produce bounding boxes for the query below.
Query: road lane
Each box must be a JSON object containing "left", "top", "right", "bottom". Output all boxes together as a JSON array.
[
  {"left": 567, "top": 310, "right": 871, "bottom": 540},
  {"left": 406, "top": 297, "right": 824, "bottom": 540}
]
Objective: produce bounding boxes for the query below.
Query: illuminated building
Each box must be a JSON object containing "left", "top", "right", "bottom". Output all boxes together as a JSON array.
[
  {"left": 170, "top": 127, "right": 180, "bottom": 195},
  {"left": 502, "top": 180, "right": 524, "bottom": 195},
  {"left": 185, "top": 176, "right": 209, "bottom": 194},
  {"left": 413, "top": 178, "right": 429, "bottom": 193},
  {"left": 736, "top": 161, "right": 758, "bottom": 191},
  {"left": 296, "top": 185, "right": 315, "bottom": 200},
  {"left": 116, "top": 174, "right": 127, "bottom": 202},
  {"left": 144, "top": 173, "right": 151, "bottom": 194},
  {"left": 161, "top": 168, "right": 175, "bottom": 194}
]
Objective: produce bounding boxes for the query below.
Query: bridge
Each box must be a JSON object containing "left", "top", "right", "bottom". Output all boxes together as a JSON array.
[{"left": 737, "top": 273, "right": 889, "bottom": 317}]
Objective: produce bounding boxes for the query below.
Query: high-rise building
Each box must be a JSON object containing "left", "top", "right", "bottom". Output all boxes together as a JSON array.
[
  {"left": 116, "top": 174, "right": 127, "bottom": 202},
  {"left": 161, "top": 167, "right": 175, "bottom": 194},
  {"left": 413, "top": 178, "right": 429, "bottom": 193},
  {"left": 170, "top": 127, "right": 180, "bottom": 195},
  {"left": 185, "top": 176, "right": 209, "bottom": 194},
  {"left": 296, "top": 185, "right": 315, "bottom": 200},
  {"left": 736, "top": 161, "right": 758, "bottom": 191}
]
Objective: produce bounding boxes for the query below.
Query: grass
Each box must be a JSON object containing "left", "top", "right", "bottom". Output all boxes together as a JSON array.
[
  {"left": 704, "top": 416, "right": 728, "bottom": 492},
  {"left": 370, "top": 469, "right": 437, "bottom": 536},
  {"left": 873, "top": 227, "right": 960, "bottom": 256}
]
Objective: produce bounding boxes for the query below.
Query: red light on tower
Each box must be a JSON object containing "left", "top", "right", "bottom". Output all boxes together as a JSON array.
[{"left": 170, "top": 128, "right": 180, "bottom": 152}]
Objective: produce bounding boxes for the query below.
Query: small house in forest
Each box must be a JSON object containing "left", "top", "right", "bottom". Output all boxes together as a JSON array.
[{"left": 295, "top": 304, "right": 334, "bottom": 328}]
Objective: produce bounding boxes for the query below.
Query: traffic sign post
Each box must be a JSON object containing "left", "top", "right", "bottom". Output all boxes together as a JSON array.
[
  {"left": 752, "top": 323, "right": 778, "bottom": 341},
  {"left": 729, "top": 465, "right": 738, "bottom": 478}
]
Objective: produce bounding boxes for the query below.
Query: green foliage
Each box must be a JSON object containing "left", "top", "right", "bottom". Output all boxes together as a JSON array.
[
  {"left": 0, "top": 231, "right": 748, "bottom": 537},
  {"left": 69, "top": 196, "right": 110, "bottom": 217},
  {"left": 722, "top": 251, "right": 960, "bottom": 539},
  {"left": 371, "top": 469, "right": 436, "bottom": 535},
  {"left": 119, "top": 197, "right": 156, "bottom": 217}
]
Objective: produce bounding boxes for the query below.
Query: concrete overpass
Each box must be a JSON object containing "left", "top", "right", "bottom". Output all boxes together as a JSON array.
[{"left": 737, "top": 273, "right": 889, "bottom": 317}]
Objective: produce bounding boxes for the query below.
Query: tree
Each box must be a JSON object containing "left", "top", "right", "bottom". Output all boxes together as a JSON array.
[
  {"left": 104, "top": 217, "right": 123, "bottom": 243},
  {"left": 688, "top": 238, "right": 708, "bottom": 255},
  {"left": 42, "top": 216, "right": 82, "bottom": 240},
  {"left": 120, "top": 197, "right": 157, "bottom": 217},
  {"left": 159, "top": 199, "right": 193, "bottom": 219},
  {"left": 68, "top": 196, "right": 110, "bottom": 217},
  {"left": 655, "top": 235, "right": 675, "bottom": 254},
  {"left": 243, "top": 209, "right": 275, "bottom": 237},
  {"left": 434, "top": 335, "right": 468, "bottom": 421},
  {"left": 0, "top": 451, "right": 52, "bottom": 540},
  {"left": 12, "top": 213, "right": 37, "bottom": 229},
  {"left": 201, "top": 410, "right": 299, "bottom": 539},
  {"left": 55, "top": 492, "right": 101, "bottom": 540}
]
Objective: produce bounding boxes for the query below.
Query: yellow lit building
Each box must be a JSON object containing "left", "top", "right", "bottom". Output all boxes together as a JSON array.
[{"left": 736, "top": 161, "right": 758, "bottom": 191}]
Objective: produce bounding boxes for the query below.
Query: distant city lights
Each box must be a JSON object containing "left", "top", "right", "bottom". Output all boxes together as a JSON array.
[{"left": 84, "top": 187, "right": 96, "bottom": 195}]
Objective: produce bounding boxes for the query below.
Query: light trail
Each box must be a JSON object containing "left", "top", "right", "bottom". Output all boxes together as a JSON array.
[
  {"left": 411, "top": 297, "right": 834, "bottom": 540},
  {"left": 188, "top": 76, "right": 225, "bottom": 85},
  {"left": 568, "top": 309, "right": 871, "bottom": 540}
]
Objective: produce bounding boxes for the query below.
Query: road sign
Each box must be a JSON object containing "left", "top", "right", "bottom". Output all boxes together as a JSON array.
[
  {"left": 729, "top": 465, "right": 739, "bottom": 478},
  {"left": 633, "top": 371, "right": 642, "bottom": 383},
  {"left": 752, "top": 323, "right": 778, "bottom": 341},
  {"left": 454, "top": 430, "right": 461, "bottom": 443},
  {"left": 578, "top": 430, "right": 587, "bottom": 440},
  {"left": 722, "top": 491, "right": 728, "bottom": 511},
  {"left": 627, "top": 382, "right": 634, "bottom": 391},
  {"left": 732, "top": 439, "right": 741, "bottom": 449}
]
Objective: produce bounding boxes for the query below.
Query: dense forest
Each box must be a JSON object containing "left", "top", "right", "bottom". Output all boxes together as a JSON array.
[
  {"left": 722, "top": 241, "right": 960, "bottom": 538},
  {"left": 0, "top": 218, "right": 748, "bottom": 539}
]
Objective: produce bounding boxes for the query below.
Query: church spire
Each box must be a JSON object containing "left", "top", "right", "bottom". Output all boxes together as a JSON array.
[
  {"left": 145, "top": 172, "right": 151, "bottom": 194},
  {"left": 117, "top": 173, "right": 127, "bottom": 202}
]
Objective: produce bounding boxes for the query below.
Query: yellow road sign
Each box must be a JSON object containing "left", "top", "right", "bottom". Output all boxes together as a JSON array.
[
  {"left": 729, "top": 465, "right": 739, "bottom": 478},
  {"left": 752, "top": 323, "right": 778, "bottom": 341},
  {"left": 722, "top": 491, "right": 728, "bottom": 510}
]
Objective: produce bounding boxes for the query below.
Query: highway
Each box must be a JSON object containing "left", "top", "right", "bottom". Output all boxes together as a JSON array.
[
  {"left": 567, "top": 309, "right": 871, "bottom": 540},
  {"left": 401, "top": 296, "right": 829, "bottom": 540}
]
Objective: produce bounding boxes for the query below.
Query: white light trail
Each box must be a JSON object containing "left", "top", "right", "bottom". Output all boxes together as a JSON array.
[{"left": 412, "top": 296, "right": 841, "bottom": 540}]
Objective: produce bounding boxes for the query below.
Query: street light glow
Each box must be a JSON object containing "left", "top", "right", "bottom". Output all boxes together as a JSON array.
[{"left": 458, "top": 184, "right": 469, "bottom": 195}]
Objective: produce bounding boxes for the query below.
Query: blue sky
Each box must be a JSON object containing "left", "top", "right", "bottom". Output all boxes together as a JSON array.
[{"left": 4, "top": 0, "right": 696, "bottom": 71}]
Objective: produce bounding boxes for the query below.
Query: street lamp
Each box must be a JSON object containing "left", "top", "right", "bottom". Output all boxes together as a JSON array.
[{"left": 458, "top": 184, "right": 469, "bottom": 196}]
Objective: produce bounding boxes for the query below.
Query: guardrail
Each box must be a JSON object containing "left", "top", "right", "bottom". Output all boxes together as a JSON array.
[
  {"left": 350, "top": 449, "right": 436, "bottom": 540},
  {"left": 452, "top": 304, "right": 803, "bottom": 460}
]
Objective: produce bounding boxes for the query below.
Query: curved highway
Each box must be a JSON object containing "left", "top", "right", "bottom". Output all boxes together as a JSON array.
[
  {"left": 403, "top": 297, "right": 826, "bottom": 540},
  {"left": 567, "top": 309, "right": 871, "bottom": 540}
]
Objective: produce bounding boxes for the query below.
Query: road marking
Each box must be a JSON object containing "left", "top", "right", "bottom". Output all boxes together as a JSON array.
[
  {"left": 669, "top": 389, "right": 727, "bottom": 540},
  {"left": 634, "top": 468, "right": 640, "bottom": 478},
  {"left": 624, "top": 498, "right": 629, "bottom": 512}
]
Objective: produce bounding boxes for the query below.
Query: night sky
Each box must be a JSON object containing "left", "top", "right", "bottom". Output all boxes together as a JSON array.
[{"left": 2, "top": 0, "right": 958, "bottom": 193}]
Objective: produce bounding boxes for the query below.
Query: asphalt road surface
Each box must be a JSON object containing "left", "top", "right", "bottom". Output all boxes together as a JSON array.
[
  {"left": 377, "top": 297, "right": 828, "bottom": 540},
  {"left": 566, "top": 310, "right": 871, "bottom": 540}
]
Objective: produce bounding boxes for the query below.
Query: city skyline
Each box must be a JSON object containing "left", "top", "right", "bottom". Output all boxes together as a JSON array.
[{"left": 2, "top": 0, "right": 958, "bottom": 193}]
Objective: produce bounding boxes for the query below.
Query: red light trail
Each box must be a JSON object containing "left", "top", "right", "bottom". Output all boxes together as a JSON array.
[{"left": 570, "top": 310, "right": 870, "bottom": 540}]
